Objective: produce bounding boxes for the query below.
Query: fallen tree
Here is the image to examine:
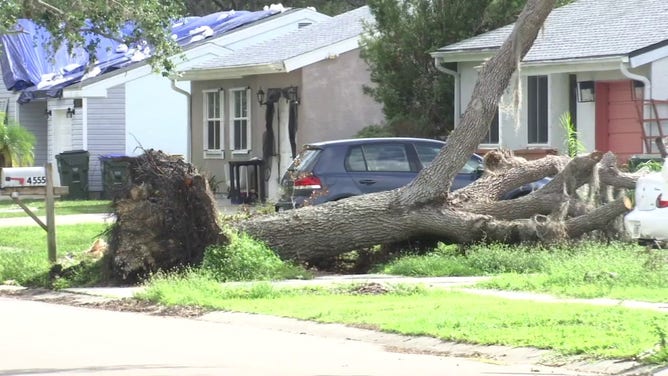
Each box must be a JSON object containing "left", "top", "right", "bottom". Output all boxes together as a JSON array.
[{"left": 233, "top": 0, "right": 641, "bottom": 263}]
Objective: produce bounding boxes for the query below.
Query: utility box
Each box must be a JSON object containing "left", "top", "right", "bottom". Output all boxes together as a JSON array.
[
  {"left": 1, "top": 167, "right": 47, "bottom": 188},
  {"left": 56, "top": 150, "right": 90, "bottom": 200}
]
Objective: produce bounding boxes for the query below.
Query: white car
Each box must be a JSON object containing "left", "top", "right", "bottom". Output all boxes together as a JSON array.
[{"left": 624, "top": 160, "right": 668, "bottom": 246}]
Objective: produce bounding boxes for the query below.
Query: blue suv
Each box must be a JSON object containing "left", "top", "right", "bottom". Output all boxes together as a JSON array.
[{"left": 275, "top": 137, "right": 547, "bottom": 211}]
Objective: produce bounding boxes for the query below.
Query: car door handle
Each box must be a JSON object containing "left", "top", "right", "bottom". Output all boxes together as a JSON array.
[{"left": 359, "top": 179, "right": 376, "bottom": 185}]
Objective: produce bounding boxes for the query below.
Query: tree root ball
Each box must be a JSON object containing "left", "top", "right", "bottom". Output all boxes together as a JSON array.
[{"left": 104, "top": 150, "right": 224, "bottom": 283}]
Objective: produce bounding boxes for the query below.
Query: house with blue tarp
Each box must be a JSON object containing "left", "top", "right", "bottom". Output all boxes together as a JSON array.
[{"left": 0, "top": 5, "right": 329, "bottom": 195}]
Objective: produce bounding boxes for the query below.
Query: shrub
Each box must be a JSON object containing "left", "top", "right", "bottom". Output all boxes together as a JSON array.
[{"left": 201, "top": 228, "right": 310, "bottom": 282}]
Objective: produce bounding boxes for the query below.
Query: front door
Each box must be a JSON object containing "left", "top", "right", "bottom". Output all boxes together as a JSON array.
[
  {"left": 595, "top": 80, "right": 642, "bottom": 163},
  {"left": 52, "top": 108, "right": 73, "bottom": 183}
]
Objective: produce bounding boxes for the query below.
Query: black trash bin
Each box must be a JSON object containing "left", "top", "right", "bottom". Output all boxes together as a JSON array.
[
  {"left": 99, "top": 154, "right": 132, "bottom": 199},
  {"left": 56, "top": 150, "right": 90, "bottom": 200},
  {"left": 228, "top": 159, "right": 265, "bottom": 205}
]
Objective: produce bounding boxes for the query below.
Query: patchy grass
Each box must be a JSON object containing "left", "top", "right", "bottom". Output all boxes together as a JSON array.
[
  {"left": 0, "top": 199, "right": 111, "bottom": 218},
  {"left": 381, "top": 241, "right": 668, "bottom": 302},
  {"left": 0, "top": 223, "right": 108, "bottom": 286},
  {"left": 138, "top": 273, "right": 668, "bottom": 363}
]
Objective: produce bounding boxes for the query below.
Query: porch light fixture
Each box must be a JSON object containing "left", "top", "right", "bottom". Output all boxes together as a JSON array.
[
  {"left": 44, "top": 109, "right": 52, "bottom": 118},
  {"left": 577, "top": 81, "right": 595, "bottom": 102},
  {"left": 256, "top": 88, "right": 266, "bottom": 106},
  {"left": 66, "top": 107, "right": 76, "bottom": 118},
  {"left": 633, "top": 80, "right": 645, "bottom": 101},
  {"left": 283, "top": 86, "right": 299, "bottom": 104}
]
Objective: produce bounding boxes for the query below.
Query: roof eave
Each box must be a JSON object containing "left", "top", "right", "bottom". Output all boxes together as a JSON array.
[
  {"left": 283, "top": 35, "right": 361, "bottom": 72},
  {"left": 177, "top": 63, "right": 286, "bottom": 81},
  {"left": 431, "top": 49, "right": 498, "bottom": 63}
]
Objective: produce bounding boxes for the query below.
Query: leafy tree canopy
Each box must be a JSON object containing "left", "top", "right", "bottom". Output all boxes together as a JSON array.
[
  {"left": 0, "top": 0, "right": 186, "bottom": 73},
  {"left": 360, "top": 0, "right": 574, "bottom": 139}
]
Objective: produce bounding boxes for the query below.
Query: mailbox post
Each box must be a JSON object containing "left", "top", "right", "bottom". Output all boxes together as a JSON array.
[{"left": 0, "top": 163, "right": 68, "bottom": 262}]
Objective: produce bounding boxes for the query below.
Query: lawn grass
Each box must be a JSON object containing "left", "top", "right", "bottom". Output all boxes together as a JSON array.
[
  {"left": 381, "top": 241, "right": 668, "bottom": 302},
  {"left": 0, "top": 199, "right": 111, "bottom": 218},
  {"left": 0, "top": 223, "right": 108, "bottom": 285},
  {"left": 138, "top": 272, "right": 668, "bottom": 362}
]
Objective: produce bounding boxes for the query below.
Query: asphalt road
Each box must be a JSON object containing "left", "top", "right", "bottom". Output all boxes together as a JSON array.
[{"left": 0, "top": 297, "right": 601, "bottom": 376}]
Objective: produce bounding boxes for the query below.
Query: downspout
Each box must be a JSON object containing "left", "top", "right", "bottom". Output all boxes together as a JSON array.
[
  {"left": 171, "top": 80, "right": 191, "bottom": 161},
  {"left": 434, "top": 57, "right": 461, "bottom": 128},
  {"left": 620, "top": 61, "right": 651, "bottom": 98}
]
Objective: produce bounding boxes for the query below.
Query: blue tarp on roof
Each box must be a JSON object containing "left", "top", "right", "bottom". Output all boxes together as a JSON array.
[{"left": 0, "top": 9, "right": 276, "bottom": 103}]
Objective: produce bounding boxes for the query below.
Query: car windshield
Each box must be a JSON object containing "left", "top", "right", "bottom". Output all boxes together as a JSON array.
[{"left": 287, "top": 148, "right": 320, "bottom": 172}]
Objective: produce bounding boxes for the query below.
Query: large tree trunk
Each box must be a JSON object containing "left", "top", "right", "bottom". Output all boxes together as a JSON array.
[{"left": 234, "top": 0, "right": 639, "bottom": 262}]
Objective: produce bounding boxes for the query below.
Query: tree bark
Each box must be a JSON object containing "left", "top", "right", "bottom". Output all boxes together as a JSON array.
[{"left": 233, "top": 0, "right": 640, "bottom": 263}]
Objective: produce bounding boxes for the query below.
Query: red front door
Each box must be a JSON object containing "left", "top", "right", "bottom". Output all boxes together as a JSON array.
[{"left": 595, "top": 80, "right": 642, "bottom": 163}]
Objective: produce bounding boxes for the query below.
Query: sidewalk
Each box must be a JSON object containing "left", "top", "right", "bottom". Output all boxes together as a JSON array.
[{"left": 0, "top": 196, "right": 249, "bottom": 227}]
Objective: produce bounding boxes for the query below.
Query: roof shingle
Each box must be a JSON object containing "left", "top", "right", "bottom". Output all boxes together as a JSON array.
[
  {"left": 437, "top": 0, "right": 668, "bottom": 62},
  {"left": 191, "top": 6, "right": 372, "bottom": 70}
]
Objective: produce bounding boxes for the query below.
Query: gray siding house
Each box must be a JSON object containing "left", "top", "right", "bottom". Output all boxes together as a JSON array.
[
  {"left": 179, "top": 6, "right": 384, "bottom": 201},
  {"left": 432, "top": 0, "right": 668, "bottom": 164}
]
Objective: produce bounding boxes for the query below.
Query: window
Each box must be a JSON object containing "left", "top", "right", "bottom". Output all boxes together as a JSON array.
[
  {"left": 414, "top": 144, "right": 440, "bottom": 168},
  {"left": 527, "top": 75, "right": 548, "bottom": 144},
  {"left": 203, "top": 90, "right": 223, "bottom": 156},
  {"left": 482, "top": 110, "right": 500, "bottom": 144},
  {"left": 345, "top": 144, "right": 411, "bottom": 172},
  {"left": 414, "top": 143, "right": 481, "bottom": 173},
  {"left": 230, "top": 88, "right": 250, "bottom": 152}
]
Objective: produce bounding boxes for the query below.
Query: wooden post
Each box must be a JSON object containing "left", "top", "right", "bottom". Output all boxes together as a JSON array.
[{"left": 45, "top": 163, "right": 56, "bottom": 263}]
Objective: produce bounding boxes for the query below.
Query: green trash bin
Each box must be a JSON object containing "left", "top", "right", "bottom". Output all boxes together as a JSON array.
[
  {"left": 56, "top": 150, "right": 90, "bottom": 200},
  {"left": 628, "top": 154, "right": 664, "bottom": 172},
  {"left": 99, "top": 154, "right": 132, "bottom": 199}
]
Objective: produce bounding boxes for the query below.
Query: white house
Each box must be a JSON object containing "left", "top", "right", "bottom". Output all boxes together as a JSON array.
[{"left": 432, "top": 0, "right": 668, "bottom": 164}]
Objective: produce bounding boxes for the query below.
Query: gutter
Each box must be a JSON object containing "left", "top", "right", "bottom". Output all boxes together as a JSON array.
[
  {"left": 434, "top": 57, "right": 461, "bottom": 128},
  {"left": 620, "top": 60, "right": 651, "bottom": 99},
  {"left": 170, "top": 80, "right": 192, "bottom": 162}
]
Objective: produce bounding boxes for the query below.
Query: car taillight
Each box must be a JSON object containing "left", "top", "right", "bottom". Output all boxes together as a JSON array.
[
  {"left": 294, "top": 175, "right": 322, "bottom": 190},
  {"left": 657, "top": 193, "right": 668, "bottom": 208}
]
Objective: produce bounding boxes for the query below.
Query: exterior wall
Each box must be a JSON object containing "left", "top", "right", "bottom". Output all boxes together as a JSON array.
[
  {"left": 651, "top": 57, "right": 668, "bottom": 138},
  {"left": 458, "top": 61, "right": 570, "bottom": 155},
  {"left": 17, "top": 100, "right": 48, "bottom": 166},
  {"left": 87, "top": 85, "right": 126, "bottom": 192},
  {"left": 126, "top": 75, "right": 190, "bottom": 157},
  {"left": 300, "top": 49, "right": 384, "bottom": 144},
  {"left": 191, "top": 73, "right": 301, "bottom": 197}
]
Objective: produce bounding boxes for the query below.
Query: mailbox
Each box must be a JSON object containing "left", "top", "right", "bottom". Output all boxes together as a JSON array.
[{"left": 1, "top": 167, "right": 47, "bottom": 188}]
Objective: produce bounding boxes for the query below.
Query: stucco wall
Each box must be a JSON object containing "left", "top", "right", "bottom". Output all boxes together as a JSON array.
[{"left": 300, "top": 49, "right": 384, "bottom": 145}]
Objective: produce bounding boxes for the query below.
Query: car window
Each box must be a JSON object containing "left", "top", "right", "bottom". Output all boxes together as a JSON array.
[
  {"left": 415, "top": 144, "right": 441, "bottom": 168},
  {"left": 363, "top": 144, "right": 411, "bottom": 172},
  {"left": 462, "top": 157, "right": 482, "bottom": 173},
  {"left": 414, "top": 143, "right": 481, "bottom": 173},
  {"left": 288, "top": 148, "right": 320, "bottom": 172},
  {"left": 345, "top": 146, "right": 367, "bottom": 171}
]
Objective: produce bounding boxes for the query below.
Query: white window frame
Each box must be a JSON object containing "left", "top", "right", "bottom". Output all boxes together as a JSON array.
[
  {"left": 203, "top": 89, "right": 224, "bottom": 159},
  {"left": 229, "top": 87, "right": 251, "bottom": 154}
]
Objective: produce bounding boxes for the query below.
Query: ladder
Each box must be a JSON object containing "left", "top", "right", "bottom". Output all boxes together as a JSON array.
[{"left": 632, "top": 92, "right": 668, "bottom": 154}]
